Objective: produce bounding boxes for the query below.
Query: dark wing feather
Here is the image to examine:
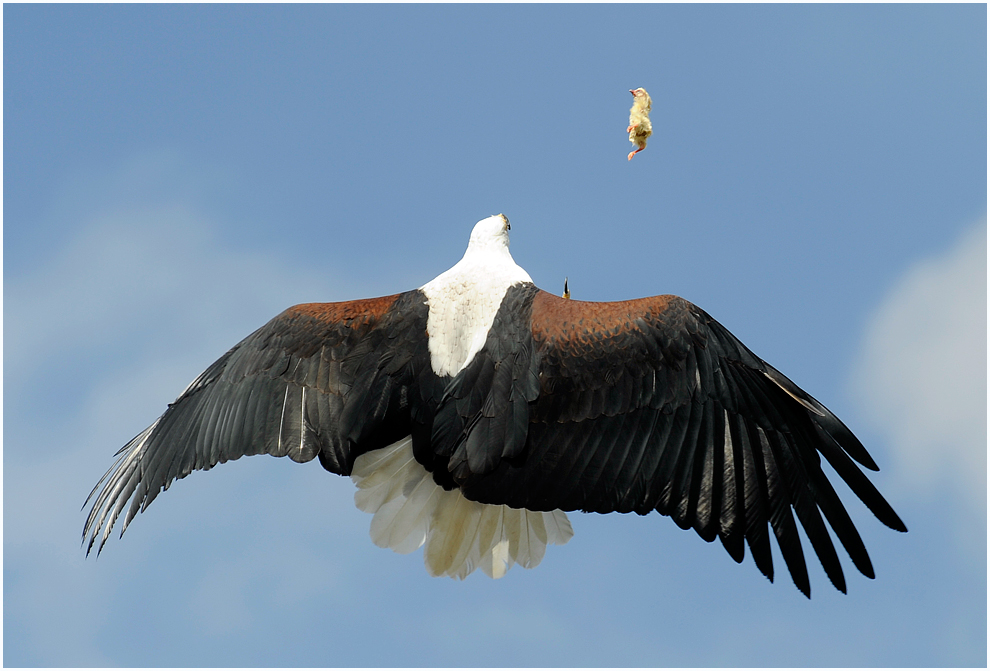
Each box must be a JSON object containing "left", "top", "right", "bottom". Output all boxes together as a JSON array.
[
  {"left": 456, "top": 290, "right": 906, "bottom": 597},
  {"left": 430, "top": 283, "right": 543, "bottom": 482},
  {"left": 82, "top": 291, "right": 433, "bottom": 555}
]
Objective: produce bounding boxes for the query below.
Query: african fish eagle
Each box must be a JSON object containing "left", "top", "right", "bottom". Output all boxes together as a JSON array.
[{"left": 83, "top": 214, "right": 906, "bottom": 596}]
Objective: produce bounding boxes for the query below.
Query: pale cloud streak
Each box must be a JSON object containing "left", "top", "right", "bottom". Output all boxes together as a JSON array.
[
  {"left": 3, "top": 153, "right": 365, "bottom": 665},
  {"left": 851, "top": 217, "right": 987, "bottom": 509}
]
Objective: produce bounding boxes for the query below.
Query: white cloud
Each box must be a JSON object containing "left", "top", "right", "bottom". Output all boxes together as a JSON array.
[
  {"left": 5, "top": 150, "right": 367, "bottom": 464},
  {"left": 850, "top": 217, "right": 987, "bottom": 509},
  {"left": 3, "top": 152, "right": 373, "bottom": 665}
]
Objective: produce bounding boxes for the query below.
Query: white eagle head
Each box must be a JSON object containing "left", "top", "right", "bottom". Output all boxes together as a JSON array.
[{"left": 466, "top": 214, "right": 511, "bottom": 255}]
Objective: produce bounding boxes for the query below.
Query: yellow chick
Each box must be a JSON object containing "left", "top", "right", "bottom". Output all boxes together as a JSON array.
[{"left": 627, "top": 87, "right": 653, "bottom": 160}]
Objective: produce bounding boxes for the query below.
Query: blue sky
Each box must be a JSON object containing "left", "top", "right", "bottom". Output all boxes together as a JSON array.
[{"left": 4, "top": 4, "right": 986, "bottom": 667}]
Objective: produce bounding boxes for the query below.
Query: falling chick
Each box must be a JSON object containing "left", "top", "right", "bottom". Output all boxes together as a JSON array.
[{"left": 627, "top": 87, "right": 653, "bottom": 160}]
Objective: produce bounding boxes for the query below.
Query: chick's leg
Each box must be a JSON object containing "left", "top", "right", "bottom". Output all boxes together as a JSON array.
[{"left": 627, "top": 145, "right": 645, "bottom": 160}]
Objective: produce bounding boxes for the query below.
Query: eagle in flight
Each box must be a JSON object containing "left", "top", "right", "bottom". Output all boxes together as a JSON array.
[{"left": 83, "top": 214, "right": 905, "bottom": 597}]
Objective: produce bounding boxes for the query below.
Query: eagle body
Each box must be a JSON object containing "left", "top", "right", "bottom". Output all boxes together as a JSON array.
[{"left": 84, "top": 214, "right": 905, "bottom": 596}]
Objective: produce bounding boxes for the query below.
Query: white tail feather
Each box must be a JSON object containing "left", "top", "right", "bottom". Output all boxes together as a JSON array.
[
  {"left": 425, "top": 491, "right": 483, "bottom": 578},
  {"left": 350, "top": 437, "right": 573, "bottom": 579},
  {"left": 542, "top": 509, "right": 574, "bottom": 545},
  {"left": 352, "top": 440, "right": 419, "bottom": 513},
  {"left": 522, "top": 509, "right": 548, "bottom": 568},
  {"left": 474, "top": 506, "right": 510, "bottom": 578},
  {"left": 368, "top": 470, "right": 439, "bottom": 554}
]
